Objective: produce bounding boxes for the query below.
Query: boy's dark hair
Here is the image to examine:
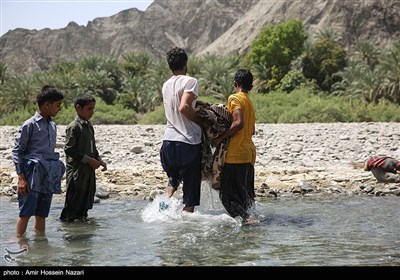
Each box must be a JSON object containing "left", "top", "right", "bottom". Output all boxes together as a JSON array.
[
  {"left": 166, "top": 47, "right": 188, "bottom": 71},
  {"left": 37, "top": 86, "right": 64, "bottom": 107},
  {"left": 234, "top": 69, "right": 253, "bottom": 91},
  {"left": 74, "top": 93, "right": 96, "bottom": 108}
]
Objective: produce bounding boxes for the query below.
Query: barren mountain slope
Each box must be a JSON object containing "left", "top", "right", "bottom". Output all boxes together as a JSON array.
[{"left": 0, "top": 0, "right": 398, "bottom": 74}]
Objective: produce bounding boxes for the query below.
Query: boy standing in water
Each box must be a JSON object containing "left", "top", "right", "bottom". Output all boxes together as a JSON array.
[
  {"left": 213, "top": 69, "right": 258, "bottom": 225},
  {"left": 60, "top": 93, "right": 107, "bottom": 222},
  {"left": 12, "top": 85, "right": 65, "bottom": 237}
]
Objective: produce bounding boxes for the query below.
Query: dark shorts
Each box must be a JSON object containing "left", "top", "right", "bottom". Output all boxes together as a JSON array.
[
  {"left": 18, "top": 191, "right": 53, "bottom": 217},
  {"left": 160, "top": 140, "right": 202, "bottom": 207}
]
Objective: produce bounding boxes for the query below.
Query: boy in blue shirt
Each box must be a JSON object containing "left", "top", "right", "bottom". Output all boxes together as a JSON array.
[{"left": 12, "top": 86, "right": 65, "bottom": 237}]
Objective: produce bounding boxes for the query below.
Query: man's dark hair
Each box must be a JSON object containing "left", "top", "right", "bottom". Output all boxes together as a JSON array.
[
  {"left": 37, "top": 86, "right": 64, "bottom": 107},
  {"left": 234, "top": 69, "right": 253, "bottom": 91},
  {"left": 166, "top": 47, "right": 188, "bottom": 71},
  {"left": 74, "top": 93, "right": 96, "bottom": 108}
]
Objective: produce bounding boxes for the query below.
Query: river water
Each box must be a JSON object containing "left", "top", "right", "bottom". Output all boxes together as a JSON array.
[{"left": 1, "top": 184, "right": 399, "bottom": 267}]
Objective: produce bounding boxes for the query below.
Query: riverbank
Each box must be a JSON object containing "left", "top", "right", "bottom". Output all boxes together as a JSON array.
[{"left": 1, "top": 123, "right": 400, "bottom": 202}]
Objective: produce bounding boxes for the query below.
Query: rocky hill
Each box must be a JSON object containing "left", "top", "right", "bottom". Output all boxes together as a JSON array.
[{"left": 1, "top": 0, "right": 399, "bottom": 74}]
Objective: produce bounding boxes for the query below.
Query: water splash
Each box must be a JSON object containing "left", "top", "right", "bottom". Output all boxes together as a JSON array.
[{"left": 140, "top": 180, "right": 267, "bottom": 228}]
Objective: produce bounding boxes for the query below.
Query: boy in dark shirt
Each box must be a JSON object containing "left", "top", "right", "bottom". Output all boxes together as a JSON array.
[{"left": 60, "top": 93, "right": 107, "bottom": 222}]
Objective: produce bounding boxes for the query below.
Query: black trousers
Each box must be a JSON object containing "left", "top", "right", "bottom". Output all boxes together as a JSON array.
[{"left": 219, "top": 163, "right": 255, "bottom": 218}]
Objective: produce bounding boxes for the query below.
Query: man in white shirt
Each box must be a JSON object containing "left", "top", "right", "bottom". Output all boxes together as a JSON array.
[{"left": 160, "top": 47, "right": 208, "bottom": 212}]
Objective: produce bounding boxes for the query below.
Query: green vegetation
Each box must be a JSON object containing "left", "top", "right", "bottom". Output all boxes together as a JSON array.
[
  {"left": 251, "top": 89, "right": 400, "bottom": 123},
  {"left": 302, "top": 37, "right": 347, "bottom": 92},
  {"left": 1, "top": 20, "right": 400, "bottom": 125},
  {"left": 248, "top": 19, "right": 307, "bottom": 92},
  {"left": 0, "top": 99, "right": 136, "bottom": 126}
]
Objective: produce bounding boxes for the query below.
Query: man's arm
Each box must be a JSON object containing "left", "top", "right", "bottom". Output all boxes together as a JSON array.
[
  {"left": 179, "top": 92, "right": 209, "bottom": 128},
  {"left": 213, "top": 109, "right": 244, "bottom": 146}
]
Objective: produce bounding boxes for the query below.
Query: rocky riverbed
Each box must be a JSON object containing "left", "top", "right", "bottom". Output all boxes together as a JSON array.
[{"left": 1, "top": 123, "right": 400, "bottom": 203}]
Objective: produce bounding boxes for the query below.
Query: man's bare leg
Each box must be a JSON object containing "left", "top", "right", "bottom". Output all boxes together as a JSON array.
[
  {"left": 166, "top": 185, "right": 176, "bottom": 198},
  {"left": 183, "top": 206, "right": 194, "bottom": 213},
  {"left": 242, "top": 215, "right": 260, "bottom": 225}
]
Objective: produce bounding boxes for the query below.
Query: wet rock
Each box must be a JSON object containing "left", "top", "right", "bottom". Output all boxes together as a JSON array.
[{"left": 95, "top": 188, "right": 110, "bottom": 199}]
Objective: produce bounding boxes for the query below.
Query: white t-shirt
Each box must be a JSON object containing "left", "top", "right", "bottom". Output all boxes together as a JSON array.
[{"left": 162, "top": 75, "right": 202, "bottom": 144}]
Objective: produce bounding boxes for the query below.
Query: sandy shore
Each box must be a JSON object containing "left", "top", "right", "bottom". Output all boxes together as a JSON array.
[{"left": 1, "top": 123, "right": 400, "bottom": 201}]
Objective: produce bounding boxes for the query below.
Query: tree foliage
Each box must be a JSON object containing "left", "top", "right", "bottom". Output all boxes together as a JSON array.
[
  {"left": 302, "top": 38, "right": 347, "bottom": 92},
  {"left": 248, "top": 19, "right": 307, "bottom": 92},
  {"left": 333, "top": 41, "right": 400, "bottom": 104}
]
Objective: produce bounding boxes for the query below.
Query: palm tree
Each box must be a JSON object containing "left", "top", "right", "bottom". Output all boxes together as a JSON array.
[
  {"left": 32, "top": 71, "right": 78, "bottom": 108},
  {"left": 119, "top": 75, "right": 143, "bottom": 111},
  {"left": 187, "top": 56, "right": 202, "bottom": 77},
  {"left": 121, "top": 52, "right": 153, "bottom": 77},
  {"left": 314, "top": 27, "right": 343, "bottom": 43},
  {"left": 252, "top": 62, "right": 271, "bottom": 93},
  {"left": 144, "top": 59, "right": 169, "bottom": 106},
  {"left": 76, "top": 55, "right": 121, "bottom": 104},
  {"left": 355, "top": 41, "right": 380, "bottom": 69},
  {"left": 1, "top": 76, "right": 37, "bottom": 113},
  {"left": 207, "top": 73, "right": 234, "bottom": 101},
  {"left": 333, "top": 60, "right": 382, "bottom": 103},
  {"left": 0, "top": 61, "right": 8, "bottom": 85},
  {"left": 199, "top": 54, "right": 239, "bottom": 99},
  {"left": 377, "top": 42, "right": 400, "bottom": 103}
]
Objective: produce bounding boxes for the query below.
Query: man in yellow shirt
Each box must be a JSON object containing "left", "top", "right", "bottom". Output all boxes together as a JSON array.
[{"left": 213, "top": 69, "right": 258, "bottom": 225}]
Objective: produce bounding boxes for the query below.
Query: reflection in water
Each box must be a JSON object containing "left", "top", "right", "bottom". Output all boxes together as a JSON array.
[
  {"left": 57, "top": 219, "right": 99, "bottom": 266},
  {"left": 4, "top": 235, "right": 51, "bottom": 266},
  {"left": 157, "top": 224, "right": 267, "bottom": 266}
]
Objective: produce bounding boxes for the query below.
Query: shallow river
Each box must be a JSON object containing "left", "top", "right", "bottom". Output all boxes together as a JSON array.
[{"left": 1, "top": 186, "right": 399, "bottom": 267}]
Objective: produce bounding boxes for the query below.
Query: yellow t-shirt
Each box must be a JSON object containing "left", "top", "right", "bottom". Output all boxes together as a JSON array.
[{"left": 225, "top": 92, "right": 256, "bottom": 165}]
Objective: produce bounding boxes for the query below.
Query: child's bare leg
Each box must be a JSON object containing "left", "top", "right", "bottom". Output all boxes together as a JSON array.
[
  {"left": 16, "top": 216, "right": 30, "bottom": 237},
  {"left": 34, "top": 216, "right": 46, "bottom": 236}
]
